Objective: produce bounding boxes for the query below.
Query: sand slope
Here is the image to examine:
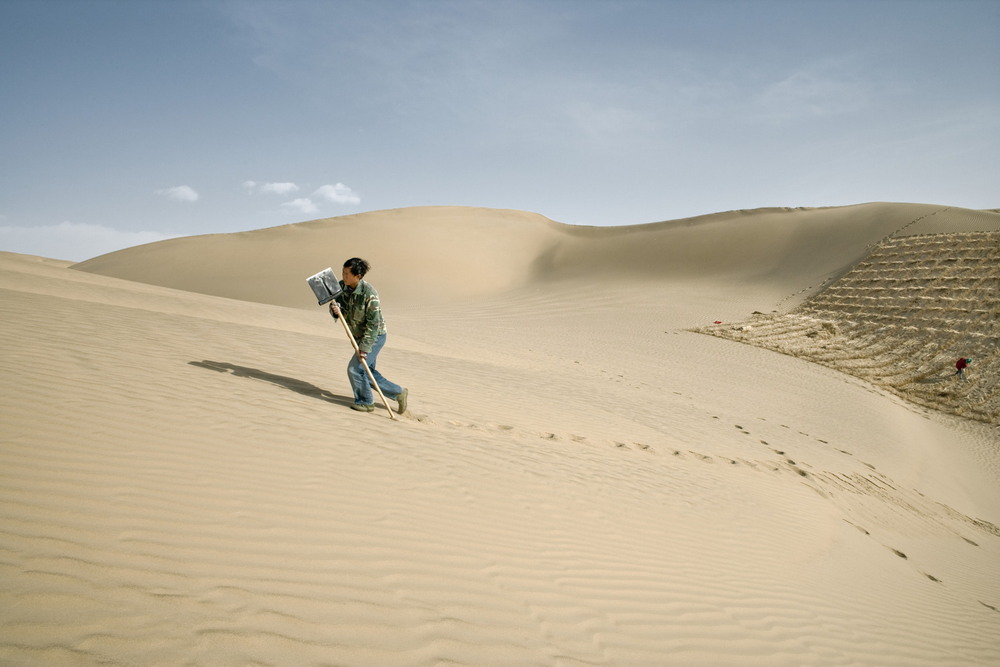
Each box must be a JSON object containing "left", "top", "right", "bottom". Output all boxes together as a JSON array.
[{"left": 3, "top": 203, "right": 1000, "bottom": 665}]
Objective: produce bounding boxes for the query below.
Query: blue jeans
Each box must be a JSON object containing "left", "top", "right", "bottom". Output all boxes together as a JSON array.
[{"left": 347, "top": 333, "right": 402, "bottom": 405}]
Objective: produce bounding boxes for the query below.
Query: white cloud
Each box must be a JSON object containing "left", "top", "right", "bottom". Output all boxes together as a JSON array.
[
  {"left": 0, "top": 221, "right": 179, "bottom": 262},
  {"left": 261, "top": 181, "right": 300, "bottom": 195},
  {"left": 243, "top": 181, "right": 359, "bottom": 213},
  {"left": 281, "top": 198, "right": 319, "bottom": 214},
  {"left": 155, "top": 185, "right": 199, "bottom": 202},
  {"left": 313, "top": 183, "right": 361, "bottom": 205},
  {"left": 243, "top": 181, "right": 302, "bottom": 195}
]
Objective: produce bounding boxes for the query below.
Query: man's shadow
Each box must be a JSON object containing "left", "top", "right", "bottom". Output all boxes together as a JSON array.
[{"left": 189, "top": 360, "right": 354, "bottom": 407}]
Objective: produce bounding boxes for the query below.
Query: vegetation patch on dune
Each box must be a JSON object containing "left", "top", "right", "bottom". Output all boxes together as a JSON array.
[{"left": 697, "top": 231, "right": 999, "bottom": 424}]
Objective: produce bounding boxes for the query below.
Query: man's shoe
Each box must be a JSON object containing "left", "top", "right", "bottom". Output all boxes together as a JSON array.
[
  {"left": 351, "top": 403, "right": 374, "bottom": 412},
  {"left": 396, "top": 388, "right": 408, "bottom": 414}
]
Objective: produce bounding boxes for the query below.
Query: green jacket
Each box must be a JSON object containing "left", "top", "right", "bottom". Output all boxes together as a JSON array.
[{"left": 333, "top": 280, "right": 387, "bottom": 353}]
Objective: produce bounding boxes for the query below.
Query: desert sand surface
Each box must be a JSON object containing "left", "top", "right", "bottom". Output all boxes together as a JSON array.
[{"left": 2, "top": 203, "right": 999, "bottom": 665}]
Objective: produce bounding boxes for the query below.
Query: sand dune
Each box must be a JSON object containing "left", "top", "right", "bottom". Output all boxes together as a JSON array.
[
  {"left": 2, "top": 203, "right": 999, "bottom": 665},
  {"left": 73, "top": 202, "right": 997, "bottom": 309}
]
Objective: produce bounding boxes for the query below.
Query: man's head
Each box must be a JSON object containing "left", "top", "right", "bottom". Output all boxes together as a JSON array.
[{"left": 342, "top": 257, "right": 370, "bottom": 288}]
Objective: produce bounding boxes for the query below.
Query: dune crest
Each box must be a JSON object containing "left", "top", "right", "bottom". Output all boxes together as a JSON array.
[
  {"left": 73, "top": 207, "right": 564, "bottom": 307},
  {"left": 73, "top": 203, "right": 998, "bottom": 310}
]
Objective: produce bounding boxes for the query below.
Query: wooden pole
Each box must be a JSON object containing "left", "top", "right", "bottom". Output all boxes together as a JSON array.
[{"left": 336, "top": 315, "right": 397, "bottom": 420}]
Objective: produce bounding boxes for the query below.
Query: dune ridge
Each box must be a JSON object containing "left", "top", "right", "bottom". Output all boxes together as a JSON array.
[
  {"left": 2, "top": 202, "right": 999, "bottom": 665},
  {"left": 73, "top": 203, "right": 998, "bottom": 309}
]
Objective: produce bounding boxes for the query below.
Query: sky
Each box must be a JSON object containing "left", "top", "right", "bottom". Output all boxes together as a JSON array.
[{"left": 1, "top": 0, "right": 998, "bottom": 261}]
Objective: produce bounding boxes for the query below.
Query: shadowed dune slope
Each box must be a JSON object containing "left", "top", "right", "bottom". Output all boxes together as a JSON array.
[{"left": 72, "top": 204, "right": 1000, "bottom": 310}]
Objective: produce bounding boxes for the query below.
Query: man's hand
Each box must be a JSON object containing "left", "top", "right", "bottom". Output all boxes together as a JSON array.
[
  {"left": 357, "top": 350, "right": 368, "bottom": 361},
  {"left": 329, "top": 302, "right": 341, "bottom": 317}
]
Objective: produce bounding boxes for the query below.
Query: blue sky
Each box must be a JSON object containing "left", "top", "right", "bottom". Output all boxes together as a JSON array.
[{"left": 1, "top": 0, "right": 998, "bottom": 261}]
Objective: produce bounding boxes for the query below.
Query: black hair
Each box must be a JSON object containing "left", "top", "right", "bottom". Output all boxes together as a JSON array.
[{"left": 343, "top": 257, "right": 370, "bottom": 278}]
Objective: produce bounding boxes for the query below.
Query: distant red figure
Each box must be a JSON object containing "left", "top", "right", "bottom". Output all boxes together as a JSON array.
[{"left": 955, "top": 357, "right": 970, "bottom": 380}]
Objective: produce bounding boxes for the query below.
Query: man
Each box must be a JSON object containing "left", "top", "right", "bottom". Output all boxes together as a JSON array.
[
  {"left": 955, "top": 357, "right": 970, "bottom": 381},
  {"left": 329, "top": 258, "right": 408, "bottom": 413}
]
